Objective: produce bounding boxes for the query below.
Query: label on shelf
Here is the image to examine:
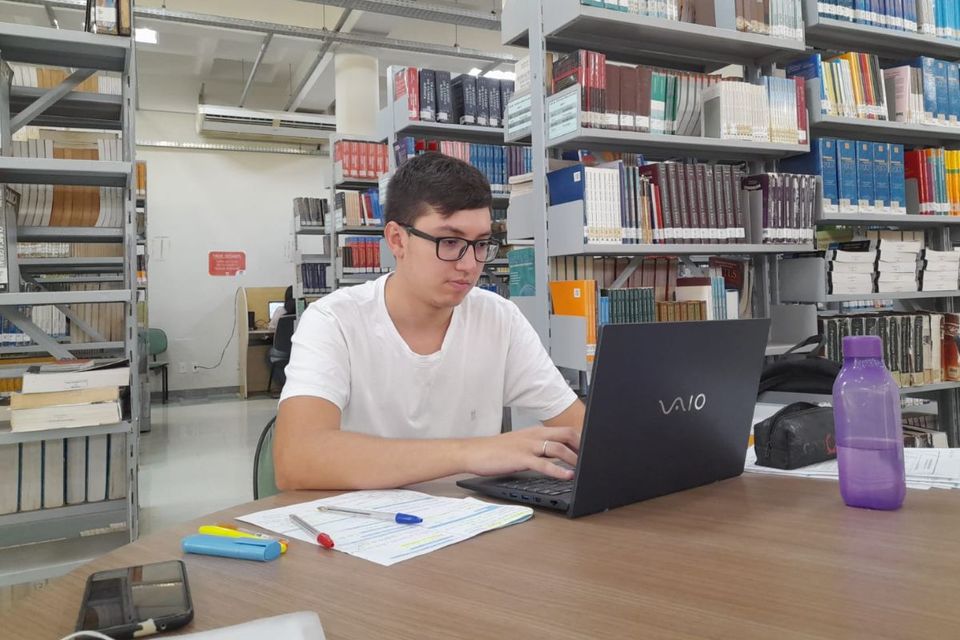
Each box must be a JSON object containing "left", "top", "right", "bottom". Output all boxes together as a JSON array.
[{"left": 547, "top": 89, "right": 579, "bottom": 141}]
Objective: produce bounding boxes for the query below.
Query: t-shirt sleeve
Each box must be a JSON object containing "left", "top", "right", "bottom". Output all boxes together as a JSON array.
[
  {"left": 502, "top": 303, "right": 577, "bottom": 421},
  {"left": 279, "top": 304, "right": 351, "bottom": 409}
]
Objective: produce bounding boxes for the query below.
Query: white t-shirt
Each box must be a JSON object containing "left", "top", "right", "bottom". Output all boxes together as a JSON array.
[{"left": 280, "top": 274, "right": 576, "bottom": 439}]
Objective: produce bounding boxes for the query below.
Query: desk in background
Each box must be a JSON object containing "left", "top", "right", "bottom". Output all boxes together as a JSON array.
[
  {"left": 236, "top": 287, "right": 284, "bottom": 398},
  {"left": 3, "top": 475, "right": 959, "bottom": 639}
]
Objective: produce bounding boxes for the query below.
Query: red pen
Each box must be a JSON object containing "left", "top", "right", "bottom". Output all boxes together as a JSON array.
[{"left": 290, "top": 514, "right": 335, "bottom": 549}]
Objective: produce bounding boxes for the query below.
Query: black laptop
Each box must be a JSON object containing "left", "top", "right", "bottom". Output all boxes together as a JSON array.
[{"left": 457, "top": 319, "right": 770, "bottom": 518}]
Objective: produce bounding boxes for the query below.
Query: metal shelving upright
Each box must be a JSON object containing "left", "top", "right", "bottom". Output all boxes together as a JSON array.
[{"left": 0, "top": 22, "right": 141, "bottom": 586}]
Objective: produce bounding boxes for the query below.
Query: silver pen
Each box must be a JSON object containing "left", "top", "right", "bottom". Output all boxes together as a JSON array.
[{"left": 317, "top": 505, "right": 423, "bottom": 525}]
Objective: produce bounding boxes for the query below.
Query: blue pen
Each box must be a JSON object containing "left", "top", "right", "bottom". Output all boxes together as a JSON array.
[{"left": 317, "top": 505, "right": 422, "bottom": 524}]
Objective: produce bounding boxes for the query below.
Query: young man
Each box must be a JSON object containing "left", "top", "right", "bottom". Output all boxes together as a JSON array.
[{"left": 274, "top": 152, "right": 585, "bottom": 490}]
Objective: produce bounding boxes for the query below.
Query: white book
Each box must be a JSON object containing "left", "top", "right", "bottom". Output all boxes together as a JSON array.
[
  {"left": 86, "top": 434, "right": 108, "bottom": 503},
  {"left": 107, "top": 433, "right": 127, "bottom": 500},
  {"left": 0, "top": 444, "right": 18, "bottom": 515},
  {"left": 42, "top": 140, "right": 54, "bottom": 226},
  {"left": 19, "top": 441, "right": 43, "bottom": 511},
  {"left": 28, "top": 65, "right": 37, "bottom": 89},
  {"left": 11, "top": 400, "right": 122, "bottom": 432},
  {"left": 829, "top": 262, "right": 876, "bottom": 274},
  {"left": 42, "top": 439, "right": 65, "bottom": 508},
  {"left": 65, "top": 436, "right": 87, "bottom": 505}
]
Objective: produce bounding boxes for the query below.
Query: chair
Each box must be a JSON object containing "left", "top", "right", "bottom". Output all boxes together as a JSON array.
[
  {"left": 253, "top": 416, "right": 278, "bottom": 499},
  {"left": 267, "top": 315, "right": 295, "bottom": 396},
  {"left": 147, "top": 328, "right": 169, "bottom": 403}
]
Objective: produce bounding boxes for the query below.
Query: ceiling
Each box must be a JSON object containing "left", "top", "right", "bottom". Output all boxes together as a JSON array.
[{"left": 0, "top": 0, "right": 517, "bottom": 114}]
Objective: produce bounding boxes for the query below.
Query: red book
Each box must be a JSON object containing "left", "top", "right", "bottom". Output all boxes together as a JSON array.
[
  {"left": 905, "top": 150, "right": 930, "bottom": 214},
  {"left": 794, "top": 76, "right": 807, "bottom": 145},
  {"left": 395, "top": 67, "right": 419, "bottom": 121}
]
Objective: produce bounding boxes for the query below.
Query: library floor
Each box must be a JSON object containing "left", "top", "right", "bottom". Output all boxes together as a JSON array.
[
  {"left": 0, "top": 395, "right": 277, "bottom": 612},
  {"left": 139, "top": 395, "right": 277, "bottom": 535}
]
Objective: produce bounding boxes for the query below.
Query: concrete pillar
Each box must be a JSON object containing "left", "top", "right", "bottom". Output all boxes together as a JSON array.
[{"left": 334, "top": 53, "right": 378, "bottom": 136}]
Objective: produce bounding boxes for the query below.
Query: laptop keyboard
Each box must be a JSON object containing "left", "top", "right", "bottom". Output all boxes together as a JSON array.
[{"left": 494, "top": 477, "right": 574, "bottom": 496}]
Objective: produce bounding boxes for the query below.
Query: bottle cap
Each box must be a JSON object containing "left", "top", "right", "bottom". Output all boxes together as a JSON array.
[{"left": 842, "top": 335, "right": 883, "bottom": 359}]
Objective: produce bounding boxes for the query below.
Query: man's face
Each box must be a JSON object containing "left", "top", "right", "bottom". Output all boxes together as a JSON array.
[{"left": 397, "top": 206, "right": 493, "bottom": 309}]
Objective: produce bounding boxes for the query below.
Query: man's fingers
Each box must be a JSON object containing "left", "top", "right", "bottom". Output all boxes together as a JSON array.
[
  {"left": 533, "top": 456, "right": 575, "bottom": 480},
  {"left": 546, "top": 443, "right": 578, "bottom": 468},
  {"left": 544, "top": 426, "right": 581, "bottom": 452}
]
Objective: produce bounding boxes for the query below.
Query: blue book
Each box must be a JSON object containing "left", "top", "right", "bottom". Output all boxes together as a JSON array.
[
  {"left": 785, "top": 54, "right": 827, "bottom": 115},
  {"left": 853, "top": 0, "right": 868, "bottom": 23},
  {"left": 855, "top": 141, "right": 875, "bottom": 212},
  {"left": 547, "top": 164, "right": 586, "bottom": 206},
  {"left": 888, "top": 144, "right": 906, "bottom": 213},
  {"left": 873, "top": 142, "right": 890, "bottom": 211},
  {"left": 889, "top": 0, "right": 903, "bottom": 30},
  {"left": 903, "top": 0, "right": 917, "bottom": 31},
  {"left": 909, "top": 57, "right": 938, "bottom": 123},
  {"left": 836, "top": 139, "right": 859, "bottom": 212},
  {"left": 948, "top": 63, "right": 960, "bottom": 125},
  {"left": 836, "top": 0, "right": 855, "bottom": 21},
  {"left": 935, "top": 59, "right": 950, "bottom": 123},
  {"left": 780, "top": 138, "right": 839, "bottom": 212}
]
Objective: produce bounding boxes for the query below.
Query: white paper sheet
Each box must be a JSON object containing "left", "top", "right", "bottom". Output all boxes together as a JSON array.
[{"left": 237, "top": 490, "right": 533, "bottom": 566}]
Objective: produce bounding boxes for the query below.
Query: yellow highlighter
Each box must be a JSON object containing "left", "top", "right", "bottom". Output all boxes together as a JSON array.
[{"left": 198, "top": 525, "right": 288, "bottom": 554}]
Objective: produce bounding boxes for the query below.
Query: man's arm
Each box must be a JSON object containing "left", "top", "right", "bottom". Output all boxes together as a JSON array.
[
  {"left": 274, "top": 395, "right": 581, "bottom": 491},
  {"left": 542, "top": 398, "right": 585, "bottom": 431}
]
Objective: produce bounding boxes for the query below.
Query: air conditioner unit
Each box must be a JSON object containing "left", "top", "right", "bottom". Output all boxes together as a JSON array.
[{"left": 196, "top": 105, "right": 337, "bottom": 143}]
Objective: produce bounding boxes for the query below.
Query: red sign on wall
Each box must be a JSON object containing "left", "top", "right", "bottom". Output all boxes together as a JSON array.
[{"left": 208, "top": 251, "right": 246, "bottom": 276}]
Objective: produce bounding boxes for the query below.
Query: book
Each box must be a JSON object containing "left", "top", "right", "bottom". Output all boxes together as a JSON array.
[
  {"left": 11, "top": 399, "right": 122, "bottom": 432},
  {"left": 550, "top": 280, "right": 599, "bottom": 361},
  {"left": 20, "top": 359, "right": 130, "bottom": 394}
]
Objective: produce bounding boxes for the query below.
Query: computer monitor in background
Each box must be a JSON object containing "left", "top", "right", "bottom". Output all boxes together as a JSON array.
[{"left": 268, "top": 301, "right": 284, "bottom": 319}]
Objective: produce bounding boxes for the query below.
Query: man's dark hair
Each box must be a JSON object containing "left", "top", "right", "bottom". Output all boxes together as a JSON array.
[{"left": 384, "top": 152, "right": 492, "bottom": 226}]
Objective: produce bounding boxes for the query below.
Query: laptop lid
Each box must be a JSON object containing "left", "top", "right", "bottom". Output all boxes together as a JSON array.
[{"left": 567, "top": 319, "right": 769, "bottom": 518}]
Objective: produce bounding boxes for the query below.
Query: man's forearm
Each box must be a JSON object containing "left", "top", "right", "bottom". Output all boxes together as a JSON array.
[{"left": 275, "top": 426, "right": 470, "bottom": 491}]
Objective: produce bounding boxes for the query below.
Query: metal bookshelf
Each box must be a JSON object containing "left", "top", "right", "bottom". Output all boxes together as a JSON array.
[
  {"left": 324, "top": 133, "right": 389, "bottom": 292},
  {"left": 0, "top": 23, "right": 141, "bottom": 586},
  {"left": 802, "top": 0, "right": 960, "bottom": 59},
  {"left": 817, "top": 213, "right": 960, "bottom": 227},
  {"left": 503, "top": 0, "right": 805, "bottom": 69},
  {"left": 503, "top": 0, "right": 813, "bottom": 358},
  {"left": 378, "top": 73, "right": 516, "bottom": 297}
]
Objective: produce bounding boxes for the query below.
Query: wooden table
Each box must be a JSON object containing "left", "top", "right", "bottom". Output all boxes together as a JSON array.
[{"left": 3, "top": 475, "right": 959, "bottom": 639}]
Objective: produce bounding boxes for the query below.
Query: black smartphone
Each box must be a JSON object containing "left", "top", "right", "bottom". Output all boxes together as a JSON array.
[{"left": 76, "top": 560, "right": 194, "bottom": 639}]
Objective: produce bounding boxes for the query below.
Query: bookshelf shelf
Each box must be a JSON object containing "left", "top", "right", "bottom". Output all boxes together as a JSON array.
[
  {"left": 546, "top": 127, "right": 809, "bottom": 160},
  {"left": 804, "top": 13, "right": 960, "bottom": 60},
  {"left": 817, "top": 214, "right": 960, "bottom": 227},
  {"left": 336, "top": 225, "right": 384, "bottom": 234},
  {"left": 549, "top": 242, "right": 816, "bottom": 257},
  {"left": 535, "top": 0, "right": 805, "bottom": 69},
  {"left": 18, "top": 257, "right": 125, "bottom": 273},
  {"left": 807, "top": 112, "right": 960, "bottom": 147},
  {"left": 0, "top": 530, "right": 129, "bottom": 588},
  {"left": 9, "top": 86, "right": 122, "bottom": 130},
  {"left": 17, "top": 226, "right": 125, "bottom": 243},
  {"left": 393, "top": 114, "right": 506, "bottom": 145},
  {"left": 0, "top": 289, "right": 131, "bottom": 305},
  {"left": 0, "top": 22, "right": 129, "bottom": 72},
  {"left": 902, "top": 381, "right": 960, "bottom": 395},
  {"left": 293, "top": 223, "right": 327, "bottom": 235},
  {"left": 786, "top": 290, "right": 960, "bottom": 303},
  {"left": 0, "top": 420, "right": 132, "bottom": 446},
  {"left": 0, "top": 341, "right": 124, "bottom": 355},
  {"left": 333, "top": 161, "right": 381, "bottom": 190},
  {"left": 30, "top": 275, "right": 124, "bottom": 285},
  {"left": 0, "top": 157, "right": 130, "bottom": 187}
]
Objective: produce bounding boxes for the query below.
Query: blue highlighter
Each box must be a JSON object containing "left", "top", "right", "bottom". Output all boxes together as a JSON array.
[{"left": 181, "top": 533, "right": 282, "bottom": 562}]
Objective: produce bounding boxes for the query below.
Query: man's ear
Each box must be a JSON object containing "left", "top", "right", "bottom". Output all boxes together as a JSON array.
[{"left": 383, "top": 221, "right": 406, "bottom": 261}]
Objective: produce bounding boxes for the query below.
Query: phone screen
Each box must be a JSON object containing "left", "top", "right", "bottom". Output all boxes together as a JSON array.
[{"left": 78, "top": 560, "right": 192, "bottom": 635}]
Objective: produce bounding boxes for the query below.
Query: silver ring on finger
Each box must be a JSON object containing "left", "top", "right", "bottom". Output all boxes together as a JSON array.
[{"left": 541, "top": 440, "right": 549, "bottom": 457}]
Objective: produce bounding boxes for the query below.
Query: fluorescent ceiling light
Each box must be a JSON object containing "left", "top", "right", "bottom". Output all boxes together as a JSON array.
[
  {"left": 468, "top": 68, "right": 482, "bottom": 76},
  {"left": 134, "top": 28, "right": 158, "bottom": 44}
]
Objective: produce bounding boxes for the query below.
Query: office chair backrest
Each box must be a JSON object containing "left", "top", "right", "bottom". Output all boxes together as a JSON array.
[
  {"left": 148, "top": 328, "right": 168, "bottom": 359},
  {"left": 253, "top": 416, "right": 279, "bottom": 500},
  {"left": 273, "top": 315, "right": 295, "bottom": 355}
]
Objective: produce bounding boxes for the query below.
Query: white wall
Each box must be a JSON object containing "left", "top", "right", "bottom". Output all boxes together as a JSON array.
[{"left": 136, "top": 111, "right": 329, "bottom": 393}]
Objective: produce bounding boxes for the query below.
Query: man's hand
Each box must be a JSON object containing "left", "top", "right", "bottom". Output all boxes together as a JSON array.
[{"left": 463, "top": 426, "right": 581, "bottom": 480}]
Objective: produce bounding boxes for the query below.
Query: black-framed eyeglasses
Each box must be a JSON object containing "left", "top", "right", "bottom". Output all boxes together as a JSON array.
[{"left": 402, "top": 224, "right": 501, "bottom": 263}]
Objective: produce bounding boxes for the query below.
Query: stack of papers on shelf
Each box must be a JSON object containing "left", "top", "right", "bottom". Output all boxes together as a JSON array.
[
  {"left": 238, "top": 490, "right": 533, "bottom": 566},
  {"left": 745, "top": 448, "right": 960, "bottom": 490}
]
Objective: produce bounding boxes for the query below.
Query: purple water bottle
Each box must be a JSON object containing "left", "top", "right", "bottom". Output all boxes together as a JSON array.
[{"left": 832, "top": 335, "right": 906, "bottom": 510}]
